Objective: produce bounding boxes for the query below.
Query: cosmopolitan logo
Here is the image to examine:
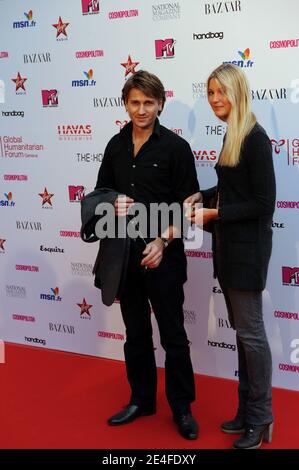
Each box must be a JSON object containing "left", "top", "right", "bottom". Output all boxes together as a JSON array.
[
  {"left": 76, "top": 152, "right": 103, "bottom": 163},
  {"left": 12, "top": 314, "right": 35, "bottom": 322},
  {"left": 2, "top": 110, "right": 24, "bottom": 117},
  {"left": 81, "top": 0, "right": 100, "bottom": 15},
  {"left": 282, "top": 267, "right": 299, "bottom": 286},
  {"left": 6, "top": 285, "right": 26, "bottom": 298},
  {"left": 16, "top": 220, "right": 42, "bottom": 231},
  {"left": 271, "top": 138, "right": 299, "bottom": 166},
  {"left": 40, "top": 245, "right": 64, "bottom": 253},
  {"left": 152, "top": 2, "right": 181, "bottom": 21},
  {"left": 277, "top": 201, "right": 299, "bottom": 209},
  {"left": 98, "top": 331, "right": 124, "bottom": 340},
  {"left": 192, "top": 82, "right": 207, "bottom": 99},
  {"left": 274, "top": 310, "right": 299, "bottom": 321},
  {"left": 208, "top": 340, "right": 236, "bottom": 351},
  {"left": 93, "top": 97, "right": 123, "bottom": 108},
  {"left": 155, "top": 39, "right": 176, "bottom": 59},
  {"left": 60, "top": 231, "right": 80, "bottom": 238},
  {"left": 0, "top": 51, "right": 9, "bottom": 59},
  {"left": 279, "top": 363, "right": 299, "bottom": 373},
  {"left": 193, "top": 31, "right": 223, "bottom": 40},
  {"left": 71, "top": 262, "right": 93, "bottom": 276},
  {"left": 24, "top": 337, "right": 46, "bottom": 346},
  {"left": 23, "top": 52, "right": 51, "bottom": 64},
  {"left": 49, "top": 322, "right": 75, "bottom": 334},
  {"left": 16, "top": 264, "right": 39, "bottom": 272},
  {"left": 13, "top": 10, "right": 36, "bottom": 29},
  {"left": 58, "top": 125, "right": 92, "bottom": 141},
  {"left": 0, "top": 136, "right": 44, "bottom": 158},
  {"left": 41, "top": 89, "right": 58, "bottom": 107},
  {"left": 185, "top": 250, "right": 213, "bottom": 258},
  {"left": 205, "top": 125, "right": 226, "bottom": 135},
  {"left": 204, "top": 1, "right": 241, "bottom": 14},
  {"left": 251, "top": 88, "right": 287, "bottom": 100},
  {"left": 68, "top": 185, "right": 85, "bottom": 202},
  {"left": 183, "top": 309, "right": 197, "bottom": 325},
  {"left": 4, "top": 174, "right": 28, "bottom": 181},
  {"left": 108, "top": 9, "right": 138, "bottom": 19},
  {"left": 76, "top": 50, "right": 104, "bottom": 58},
  {"left": 270, "top": 38, "right": 299, "bottom": 49},
  {"left": 40, "top": 287, "right": 62, "bottom": 302}
]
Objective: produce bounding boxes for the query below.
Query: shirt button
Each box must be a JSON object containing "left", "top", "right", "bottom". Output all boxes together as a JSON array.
[
  {"left": 131, "top": 183, "right": 135, "bottom": 187},
  {"left": 132, "top": 164, "right": 136, "bottom": 168}
]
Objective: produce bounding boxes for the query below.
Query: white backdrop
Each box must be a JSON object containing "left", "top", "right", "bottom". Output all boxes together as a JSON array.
[{"left": 0, "top": 0, "right": 299, "bottom": 391}]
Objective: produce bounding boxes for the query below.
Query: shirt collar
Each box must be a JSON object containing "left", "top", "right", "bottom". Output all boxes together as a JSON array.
[{"left": 120, "top": 118, "right": 161, "bottom": 141}]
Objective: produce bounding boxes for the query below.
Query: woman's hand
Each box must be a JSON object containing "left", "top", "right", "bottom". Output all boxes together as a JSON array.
[{"left": 186, "top": 208, "right": 219, "bottom": 226}]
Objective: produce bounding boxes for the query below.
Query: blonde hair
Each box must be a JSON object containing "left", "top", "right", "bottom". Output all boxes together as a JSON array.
[{"left": 207, "top": 63, "right": 256, "bottom": 166}]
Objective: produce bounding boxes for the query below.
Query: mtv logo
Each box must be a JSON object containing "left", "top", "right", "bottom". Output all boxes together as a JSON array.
[
  {"left": 282, "top": 267, "right": 299, "bottom": 286},
  {"left": 42, "top": 89, "right": 58, "bottom": 107},
  {"left": 155, "top": 39, "right": 176, "bottom": 59},
  {"left": 81, "top": 0, "right": 99, "bottom": 14},
  {"left": 68, "top": 185, "right": 85, "bottom": 202}
]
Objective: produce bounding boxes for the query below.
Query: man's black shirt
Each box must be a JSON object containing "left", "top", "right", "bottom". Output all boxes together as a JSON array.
[{"left": 96, "top": 119, "right": 199, "bottom": 205}]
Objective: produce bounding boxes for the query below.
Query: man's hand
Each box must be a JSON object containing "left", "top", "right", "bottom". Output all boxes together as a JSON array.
[
  {"left": 184, "top": 192, "right": 203, "bottom": 206},
  {"left": 186, "top": 208, "right": 218, "bottom": 226},
  {"left": 141, "top": 238, "right": 164, "bottom": 269},
  {"left": 114, "top": 195, "right": 134, "bottom": 216}
]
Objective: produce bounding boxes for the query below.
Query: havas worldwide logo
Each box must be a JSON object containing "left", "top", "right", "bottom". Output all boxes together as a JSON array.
[
  {"left": 52, "top": 16, "right": 69, "bottom": 40},
  {"left": 40, "top": 287, "right": 62, "bottom": 302},
  {"left": 58, "top": 124, "right": 92, "bottom": 141},
  {"left": 39, "top": 187, "right": 54, "bottom": 207},
  {"left": 81, "top": 0, "right": 100, "bottom": 15},
  {"left": 77, "top": 298, "right": 92, "bottom": 319},
  {"left": 41, "top": 89, "right": 58, "bottom": 107},
  {"left": 0, "top": 192, "right": 15, "bottom": 207},
  {"left": 72, "top": 69, "right": 96, "bottom": 87},
  {"left": 11, "top": 72, "right": 27, "bottom": 93},
  {"left": 13, "top": 10, "right": 36, "bottom": 29},
  {"left": 223, "top": 48, "right": 254, "bottom": 68}
]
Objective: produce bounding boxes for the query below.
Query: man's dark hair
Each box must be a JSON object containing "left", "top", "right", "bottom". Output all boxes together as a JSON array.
[{"left": 122, "top": 70, "right": 166, "bottom": 115}]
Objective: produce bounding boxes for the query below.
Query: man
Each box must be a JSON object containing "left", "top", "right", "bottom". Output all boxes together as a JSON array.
[{"left": 95, "top": 70, "right": 199, "bottom": 439}]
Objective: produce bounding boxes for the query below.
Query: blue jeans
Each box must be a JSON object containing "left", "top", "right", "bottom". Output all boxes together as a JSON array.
[{"left": 221, "top": 286, "right": 273, "bottom": 426}]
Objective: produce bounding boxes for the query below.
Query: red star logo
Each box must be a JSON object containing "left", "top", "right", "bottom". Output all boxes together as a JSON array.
[
  {"left": 0, "top": 239, "right": 6, "bottom": 251},
  {"left": 12, "top": 72, "right": 27, "bottom": 91},
  {"left": 121, "top": 55, "right": 139, "bottom": 77},
  {"left": 52, "top": 16, "right": 69, "bottom": 38},
  {"left": 77, "top": 298, "right": 92, "bottom": 317},
  {"left": 39, "top": 187, "right": 54, "bottom": 206}
]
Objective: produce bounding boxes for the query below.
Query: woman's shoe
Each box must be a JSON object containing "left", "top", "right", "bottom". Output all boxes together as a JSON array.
[
  {"left": 233, "top": 422, "right": 274, "bottom": 449},
  {"left": 221, "top": 413, "right": 245, "bottom": 434}
]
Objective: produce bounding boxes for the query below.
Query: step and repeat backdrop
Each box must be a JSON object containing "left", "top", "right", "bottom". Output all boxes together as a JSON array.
[{"left": 0, "top": 0, "right": 298, "bottom": 390}]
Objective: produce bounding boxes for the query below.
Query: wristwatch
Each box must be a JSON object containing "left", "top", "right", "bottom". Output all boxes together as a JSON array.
[{"left": 160, "top": 237, "right": 169, "bottom": 249}]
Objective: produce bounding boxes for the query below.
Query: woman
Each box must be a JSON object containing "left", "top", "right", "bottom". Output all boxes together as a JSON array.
[{"left": 186, "top": 63, "right": 276, "bottom": 449}]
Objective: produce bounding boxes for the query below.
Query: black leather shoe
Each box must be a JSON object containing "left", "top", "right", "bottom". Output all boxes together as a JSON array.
[
  {"left": 233, "top": 422, "right": 274, "bottom": 449},
  {"left": 107, "top": 404, "right": 155, "bottom": 426},
  {"left": 174, "top": 413, "right": 199, "bottom": 440},
  {"left": 221, "top": 413, "right": 245, "bottom": 434}
]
